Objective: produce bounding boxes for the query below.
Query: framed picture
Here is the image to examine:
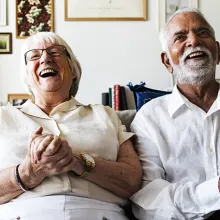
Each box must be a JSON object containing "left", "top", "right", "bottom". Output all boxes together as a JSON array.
[
  {"left": 0, "top": 33, "right": 12, "bottom": 54},
  {"left": 65, "top": 0, "right": 147, "bottom": 21},
  {"left": 16, "top": 0, "right": 54, "bottom": 39},
  {"left": 8, "top": 94, "right": 30, "bottom": 106},
  {"left": 157, "top": 0, "right": 198, "bottom": 31},
  {"left": 0, "top": 0, "right": 6, "bottom": 25}
]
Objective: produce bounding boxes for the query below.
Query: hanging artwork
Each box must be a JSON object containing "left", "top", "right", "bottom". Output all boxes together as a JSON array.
[
  {"left": 65, "top": 0, "right": 147, "bottom": 21},
  {"left": 16, "top": 0, "right": 54, "bottom": 39}
]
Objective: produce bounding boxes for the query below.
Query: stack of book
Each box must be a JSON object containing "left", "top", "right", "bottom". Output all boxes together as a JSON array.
[{"left": 102, "top": 85, "right": 129, "bottom": 111}]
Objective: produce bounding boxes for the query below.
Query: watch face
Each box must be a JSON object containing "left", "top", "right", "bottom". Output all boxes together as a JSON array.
[{"left": 84, "top": 153, "right": 95, "bottom": 163}]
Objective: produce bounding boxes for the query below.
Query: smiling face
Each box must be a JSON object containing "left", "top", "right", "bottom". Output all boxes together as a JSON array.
[
  {"left": 162, "top": 12, "right": 219, "bottom": 85},
  {"left": 25, "top": 41, "right": 75, "bottom": 99}
]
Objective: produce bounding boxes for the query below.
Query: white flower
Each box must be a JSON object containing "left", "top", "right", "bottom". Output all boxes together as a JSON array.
[
  {"left": 28, "top": 6, "right": 42, "bottom": 18},
  {"left": 18, "top": 0, "right": 25, "bottom": 13},
  {"left": 28, "top": 0, "right": 40, "bottom": 5},
  {"left": 18, "top": 17, "right": 23, "bottom": 25},
  {"left": 28, "top": 27, "right": 37, "bottom": 35},
  {"left": 47, "top": 20, "right": 52, "bottom": 27},
  {"left": 26, "top": 14, "right": 35, "bottom": 24},
  {"left": 19, "top": 31, "right": 25, "bottom": 36},
  {"left": 45, "top": 5, "right": 51, "bottom": 14}
]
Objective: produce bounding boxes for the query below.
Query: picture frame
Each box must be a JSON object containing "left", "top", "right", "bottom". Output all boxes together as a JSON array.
[
  {"left": 65, "top": 0, "right": 147, "bottom": 21},
  {"left": 0, "top": 0, "right": 6, "bottom": 25},
  {"left": 0, "top": 33, "right": 12, "bottom": 54},
  {"left": 157, "top": 0, "right": 198, "bottom": 31},
  {"left": 16, "top": 0, "right": 54, "bottom": 39},
  {"left": 8, "top": 94, "right": 30, "bottom": 106}
]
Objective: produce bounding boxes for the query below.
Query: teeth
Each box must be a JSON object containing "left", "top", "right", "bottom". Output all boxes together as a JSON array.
[
  {"left": 40, "top": 69, "right": 56, "bottom": 75},
  {"left": 189, "top": 52, "right": 204, "bottom": 58}
]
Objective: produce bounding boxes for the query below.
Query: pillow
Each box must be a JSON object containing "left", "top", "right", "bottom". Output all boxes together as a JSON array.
[{"left": 127, "top": 82, "right": 171, "bottom": 111}]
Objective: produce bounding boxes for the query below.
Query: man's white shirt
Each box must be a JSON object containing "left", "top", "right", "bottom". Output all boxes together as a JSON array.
[{"left": 131, "top": 85, "right": 220, "bottom": 220}]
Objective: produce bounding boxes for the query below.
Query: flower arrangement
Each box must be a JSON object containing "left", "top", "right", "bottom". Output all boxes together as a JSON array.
[{"left": 16, "top": 0, "right": 54, "bottom": 38}]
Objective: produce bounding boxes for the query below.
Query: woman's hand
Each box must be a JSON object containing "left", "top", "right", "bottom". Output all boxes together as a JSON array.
[{"left": 29, "top": 127, "right": 82, "bottom": 177}]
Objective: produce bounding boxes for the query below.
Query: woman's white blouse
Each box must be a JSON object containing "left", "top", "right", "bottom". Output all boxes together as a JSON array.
[{"left": 0, "top": 97, "right": 134, "bottom": 206}]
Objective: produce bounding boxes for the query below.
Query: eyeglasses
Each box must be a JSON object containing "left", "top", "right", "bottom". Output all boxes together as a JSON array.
[{"left": 24, "top": 45, "right": 70, "bottom": 65}]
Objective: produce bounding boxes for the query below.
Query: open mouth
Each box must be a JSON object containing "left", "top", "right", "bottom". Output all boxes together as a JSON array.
[
  {"left": 186, "top": 51, "right": 207, "bottom": 60},
  {"left": 39, "top": 69, "right": 58, "bottom": 78}
]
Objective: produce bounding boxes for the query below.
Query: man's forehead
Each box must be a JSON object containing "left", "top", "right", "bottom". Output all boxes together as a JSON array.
[{"left": 167, "top": 12, "right": 210, "bottom": 35}]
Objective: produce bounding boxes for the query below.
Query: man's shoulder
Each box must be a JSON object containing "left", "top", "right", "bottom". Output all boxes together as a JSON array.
[{"left": 138, "top": 94, "right": 170, "bottom": 113}]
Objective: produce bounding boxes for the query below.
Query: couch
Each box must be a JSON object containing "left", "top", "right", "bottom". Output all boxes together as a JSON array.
[
  {"left": 116, "top": 110, "right": 138, "bottom": 220},
  {"left": 116, "top": 110, "right": 136, "bottom": 132}
]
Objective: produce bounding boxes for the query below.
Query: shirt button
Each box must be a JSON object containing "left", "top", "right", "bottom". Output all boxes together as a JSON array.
[
  {"left": 208, "top": 147, "right": 213, "bottom": 153},
  {"left": 63, "top": 182, "right": 69, "bottom": 188}
]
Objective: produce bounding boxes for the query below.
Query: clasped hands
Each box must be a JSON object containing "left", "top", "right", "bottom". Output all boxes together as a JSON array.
[{"left": 28, "top": 127, "right": 83, "bottom": 177}]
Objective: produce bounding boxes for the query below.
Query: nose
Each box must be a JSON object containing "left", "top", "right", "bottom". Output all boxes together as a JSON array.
[
  {"left": 186, "top": 32, "right": 201, "bottom": 47},
  {"left": 39, "top": 50, "right": 53, "bottom": 64}
]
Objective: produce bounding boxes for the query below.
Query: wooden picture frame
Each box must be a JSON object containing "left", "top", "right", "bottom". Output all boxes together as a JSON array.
[
  {"left": 8, "top": 94, "right": 30, "bottom": 106},
  {"left": 0, "top": 0, "right": 6, "bottom": 25},
  {"left": 65, "top": 0, "right": 147, "bottom": 21},
  {"left": 16, "top": 0, "right": 54, "bottom": 39},
  {"left": 157, "top": 0, "right": 198, "bottom": 31},
  {"left": 0, "top": 33, "right": 12, "bottom": 54}
]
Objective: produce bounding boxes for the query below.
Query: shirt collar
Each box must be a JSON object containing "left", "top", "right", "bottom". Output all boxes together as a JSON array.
[
  {"left": 168, "top": 85, "right": 186, "bottom": 118},
  {"left": 168, "top": 83, "right": 220, "bottom": 118},
  {"left": 20, "top": 96, "right": 84, "bottom": 118}
]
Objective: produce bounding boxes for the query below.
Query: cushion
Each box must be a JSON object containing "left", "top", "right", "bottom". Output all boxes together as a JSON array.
[
  {"left": 127, "top": 82, "right": 171, "bottom": 111},
  {"left": 116, "top": 110, "right": 136, "bottom": 132}
]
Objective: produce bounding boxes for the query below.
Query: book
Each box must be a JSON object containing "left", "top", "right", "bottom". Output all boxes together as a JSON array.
[
  {"left": 113, "top": 85, "right": 120, "bottom": 111},
  {"left": 101, "top": 92, "right": 109, "bottom": 106},
  {"left": 108, "top": 87, "right": 112, "bottom": 108},
  {"left": 120, "top": 86, "right": 128, "bottom": 110}
]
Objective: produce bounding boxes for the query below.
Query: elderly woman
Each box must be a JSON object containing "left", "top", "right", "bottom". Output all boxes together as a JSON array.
[{"left": 0, "top": 32, "right": 142, "bottom": 220}]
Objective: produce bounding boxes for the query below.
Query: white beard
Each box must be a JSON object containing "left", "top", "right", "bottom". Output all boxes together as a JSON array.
[{"left": 169, "top": 46, "right": 216, "bottom": 86}]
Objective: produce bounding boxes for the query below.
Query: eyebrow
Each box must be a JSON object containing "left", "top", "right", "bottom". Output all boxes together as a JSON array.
[{"left": 173, "top": 27, "right": 211, "bottom": 36}]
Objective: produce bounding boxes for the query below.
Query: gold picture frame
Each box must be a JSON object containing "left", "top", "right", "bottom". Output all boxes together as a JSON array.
[
  {"left": 8, "top": 94, "right": 30, "bottom": 106},
  {"left": 65, "top": 0, "right": 147, "bottom": 21},
  {"left": 16, "top": 0, "right": 54, "bottom": 39},
  {"left": 0, "top": 33, "right": 12, "bottom": 54}
]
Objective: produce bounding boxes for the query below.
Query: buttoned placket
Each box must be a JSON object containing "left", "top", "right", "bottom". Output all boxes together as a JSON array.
[{"left": 203, "top": 114, "right": 218, "bottom": 180}]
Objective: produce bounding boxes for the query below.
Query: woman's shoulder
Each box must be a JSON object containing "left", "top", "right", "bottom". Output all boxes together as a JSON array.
[{"left": 0, "top": 105, "right": 21, "bottom": 114}]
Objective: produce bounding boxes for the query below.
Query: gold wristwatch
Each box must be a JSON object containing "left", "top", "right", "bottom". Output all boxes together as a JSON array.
[{"left": 80, "top": 152, "right": 95, "bottom": 178}]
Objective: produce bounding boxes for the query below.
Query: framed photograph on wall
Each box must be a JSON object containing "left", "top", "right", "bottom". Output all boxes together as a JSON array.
[
  {"left": 65, "top": 0, "right": 147, "bottom": 21},
  {"left": 0, "top": 33, "right": 12, "bottom": 54},
  {"left": 8, "top": 94, "right": 30, "bottom": 106},
  {"left": 16, "top": 0, "right": 54, "bottom": 39},
  {"left": 157, "top": 0, "right": 198, "bottom": 31},
  {"left": 0, "top": 0, "right": 6, "bottom": 25}
]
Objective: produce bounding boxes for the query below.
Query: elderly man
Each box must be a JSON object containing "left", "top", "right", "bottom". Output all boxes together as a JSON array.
[{"left": 130, "top": 8, "right": 220, "bottom": 220}]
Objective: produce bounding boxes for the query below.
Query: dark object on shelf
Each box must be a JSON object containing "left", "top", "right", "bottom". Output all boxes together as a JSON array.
[
  {"left": 102, "top": 92, "right": 109, "bottom": 106},
  {"left": 127, "top": 82, "right": 171, "bottom": 110}
]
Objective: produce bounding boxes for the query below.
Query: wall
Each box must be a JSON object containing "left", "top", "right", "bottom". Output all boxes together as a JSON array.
[{"left": 0, "top": 0, "right": 220, "bottom": 105}]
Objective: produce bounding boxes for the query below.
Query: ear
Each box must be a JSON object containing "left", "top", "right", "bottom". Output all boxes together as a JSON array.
[
  {"left": 216, "top": 41, "right": 220, "bottom": 65},
  {"left": 161, "top": 52, "right": 173, "bottom": 74}
]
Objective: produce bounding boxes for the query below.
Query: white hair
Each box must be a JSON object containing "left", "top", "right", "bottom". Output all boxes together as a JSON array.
[
  {"left": 159, "top": 7, "right": 215, "bottom": 52},
  {"left": 20, "top": 32, "right": 82, "bottom": 98}
]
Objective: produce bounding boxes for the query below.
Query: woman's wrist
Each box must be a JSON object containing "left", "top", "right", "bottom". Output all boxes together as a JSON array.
[
  {"left": 19, "top": 155, "right": 46, "bottom": 190},
  {"left": 15, "top": 164, "right": 32, "bottom": 191},
  {"left": 72, "top": 156, "right": 85, "bottom": 176}
]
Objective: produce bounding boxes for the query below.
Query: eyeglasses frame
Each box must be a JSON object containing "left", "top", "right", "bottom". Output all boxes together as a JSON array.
[{"left": 24, "top": 45, "right": 71, "bottom": 65}]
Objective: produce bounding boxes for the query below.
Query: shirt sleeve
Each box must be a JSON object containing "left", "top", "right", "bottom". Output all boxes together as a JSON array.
[
  {"left": 104, "top": 106, "right": 134, "bottom": 145},
  {"left": 130, "top": 109, "right": 220, "bottom": 220}
]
